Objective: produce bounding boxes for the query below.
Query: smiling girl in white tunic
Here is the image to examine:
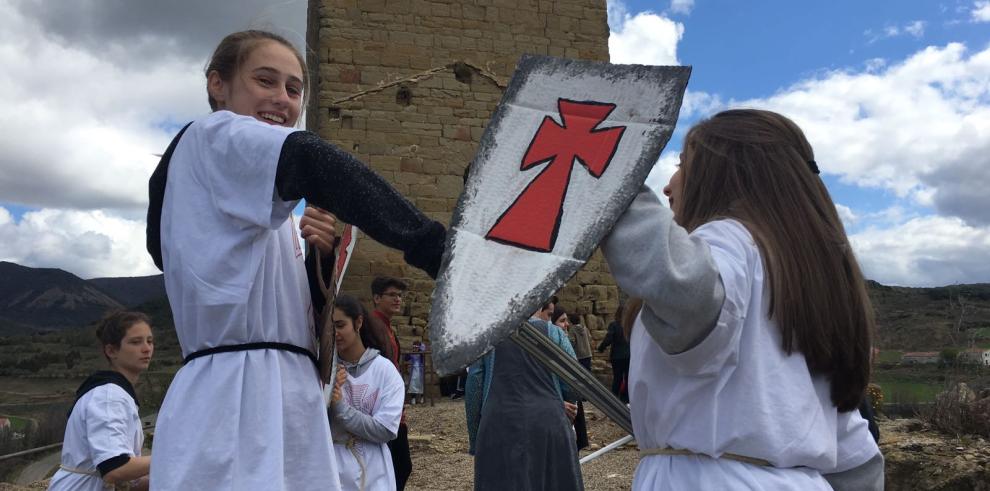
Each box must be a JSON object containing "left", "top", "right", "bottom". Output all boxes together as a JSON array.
[
  {"left": 49, "top": 311, "right": 154, "bottom": 491},
  {"left": 602, "top": 109, "right": 883, "bottom": 490},
  {"left": 329, "top": 294, "right": 404, "bottom": 491},
  {"left": 146, "top": 30, "right": 445, "bottom": 491}
]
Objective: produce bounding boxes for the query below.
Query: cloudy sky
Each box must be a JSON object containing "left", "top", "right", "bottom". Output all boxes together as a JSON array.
[{"left": 0, "top": 0, "right": 988, "bottom": 287}]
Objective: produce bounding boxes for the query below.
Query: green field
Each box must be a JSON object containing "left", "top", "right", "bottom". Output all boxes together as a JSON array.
[
  {"left": 876, "top": 350, "right": 904, "bottom": 364},
  {"left": 0, "top": 414, "right": 31, "bottom": 432},
  {"left": 873, "top": 374, "right": 944, "bottom": 404}
]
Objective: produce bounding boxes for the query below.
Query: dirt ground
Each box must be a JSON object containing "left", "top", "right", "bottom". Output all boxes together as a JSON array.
[
  {"left": 1, "top": 397, "right": 640, "bottom": 490},
  {"left": 404, "top": 397, "right": 638, "bottom": 490}
]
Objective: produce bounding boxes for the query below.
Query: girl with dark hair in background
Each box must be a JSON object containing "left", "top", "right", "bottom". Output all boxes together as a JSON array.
[
  {"left": 49, "top": 311, "right": 154, "bottom": 491},
  {"left": 329, "top": 294, "right": 405, "bottom": 491},
  {"left": 602, "top": 109, "right": 882, "bottom": 490}
]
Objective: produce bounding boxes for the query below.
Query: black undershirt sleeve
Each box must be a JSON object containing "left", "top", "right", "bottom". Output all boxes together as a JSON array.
[
  {"left": 96, "top": 454, "right": 131, "bottom": 477},
  {"left": 275, "top": 131, "right": 446, "bottom": 279}
]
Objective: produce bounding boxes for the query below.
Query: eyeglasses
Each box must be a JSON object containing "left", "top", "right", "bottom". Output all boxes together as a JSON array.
[{"left": 381, "top": 292, "right": 404, "bottom": 299}]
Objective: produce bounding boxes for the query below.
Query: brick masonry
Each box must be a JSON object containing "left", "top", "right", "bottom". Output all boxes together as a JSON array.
[{"left": 308, "top": 0, "right": 623, "bottom": 388}]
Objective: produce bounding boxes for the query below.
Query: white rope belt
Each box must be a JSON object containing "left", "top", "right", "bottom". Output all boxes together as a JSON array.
[
  {"left": 345, "top": 437, "right": 368, "bottom": 491},
  {"left": 59, "top": 463, "right": 99, "bottom": 476},
  {"left": 640, "top": 447, "right": 772, "bottom": 467}
]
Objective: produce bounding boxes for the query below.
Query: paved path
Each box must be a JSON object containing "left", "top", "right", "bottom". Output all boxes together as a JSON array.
[
  {"left": 14, "top": 449, "right": 59, "bottom": 485},
  {"left": 11, "top": 412, "right": 157, "bottom": 486}
]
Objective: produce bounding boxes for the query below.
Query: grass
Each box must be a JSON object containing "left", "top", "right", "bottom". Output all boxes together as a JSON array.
[
  {"left": 0, "top": 414, "right": 31, "bottom": 431},
  {"left": 872, "top": 366, "right": 952, "bottom": 404},
  {"left": 877, "top": 350, "right": 903, "bottom": 364}
]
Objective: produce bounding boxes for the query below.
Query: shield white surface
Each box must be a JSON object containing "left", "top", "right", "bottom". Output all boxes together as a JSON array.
[{"left": 429, "top": 55, "right": 690, "bottom": 375}]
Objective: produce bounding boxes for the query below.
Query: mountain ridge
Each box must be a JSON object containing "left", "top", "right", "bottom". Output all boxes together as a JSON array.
[
  {"left": 0, "top": 262, "right": 163, "bottom": 334},
  {"left": 1, "top": 262, "right": 988, "bottom": 351}
]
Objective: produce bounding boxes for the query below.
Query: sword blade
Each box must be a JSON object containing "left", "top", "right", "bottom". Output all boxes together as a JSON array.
[
  {"left": 509, "top": 321, "right": 633, "bottom": 435},
  {"left": 579, "top": 434, "right": 635, "bottom": 465}
]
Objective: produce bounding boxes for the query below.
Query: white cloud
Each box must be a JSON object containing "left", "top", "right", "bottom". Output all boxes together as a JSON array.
[
  {"left": 973, "top": 1, "right": 990, "bottom": 22},
  {"left": 679, "top": 90, "right": 724, "bottom": 119},
  {"left": 835, "top": 204, "right": 859, "bottom": 229},
  {"left": 850, "top": 216, "right": 990, "bottom": 286},
  {"left": 0, "top": 1, "right": 308, "bottom": 278},
  {"left": 736, "top": 42, "right": 990, "bottom": 227},
  {"left": 608, "top": 2, "right": 684, "bottom": 65},
  {"left": 0, "top": 2, "right": 205, "bottom": 211},
  {"left": 0, "top": 207, "right": 157, "bottom": 279},
  {"left": 904, "top": 20, "right": 926, "bottom": 37},
  {"left": 669, "top": 0, "right": 695, "bottom": 15},
  {"left": 865, "top": 20, "right": 926, "bottom": 43}
]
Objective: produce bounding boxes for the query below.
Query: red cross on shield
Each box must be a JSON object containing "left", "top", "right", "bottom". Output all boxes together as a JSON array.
[{"left": 486, "top": 98, "right": 626, "bottom": 252}]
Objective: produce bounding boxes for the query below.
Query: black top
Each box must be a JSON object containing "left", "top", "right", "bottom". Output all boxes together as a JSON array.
[
  {"left": 70, "top": 370, "right": 138, "bottom": 416},
  {"left": 597, "top": 321, "right": 630, "bottom": 360}
]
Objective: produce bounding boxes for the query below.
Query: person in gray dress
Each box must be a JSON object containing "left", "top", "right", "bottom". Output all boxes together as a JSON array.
[{"left": 465, "top": 318, "right": 583, "bottom": 490}]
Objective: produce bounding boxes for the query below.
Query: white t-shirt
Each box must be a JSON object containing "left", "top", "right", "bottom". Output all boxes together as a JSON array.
[
  {"left": 629, "top": 219, "right": 878, "bottom": 490},
  {"left": 150, "top": 111, "right": 340, "bottom": 490},
  {"left": 333, "top": 355, "right": 405, "bottom": 491},
  {"left": 49, "top": 384, "right": 143, "bottom": 491}
]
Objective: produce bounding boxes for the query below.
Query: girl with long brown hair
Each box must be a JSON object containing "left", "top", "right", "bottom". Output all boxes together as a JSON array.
[{"left": 602, "top": 109, "right": 882, "bottom": 490}]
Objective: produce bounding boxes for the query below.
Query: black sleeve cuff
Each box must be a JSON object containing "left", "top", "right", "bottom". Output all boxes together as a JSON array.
[{"left": 97, "top": 454, "right": 131, "bottom": 477}]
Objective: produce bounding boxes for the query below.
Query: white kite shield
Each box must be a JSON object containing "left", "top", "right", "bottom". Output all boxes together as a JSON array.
[{"left": 429, "top": 54, "right": 690, "bottom": 375}]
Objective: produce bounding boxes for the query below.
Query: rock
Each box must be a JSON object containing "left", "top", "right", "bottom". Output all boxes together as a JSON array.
[
  {"left": 945, "top": 382, "right": 977, "bottom": 405},
  {"left": 880, "top": 418, "right": 990, "bottom": 490}
]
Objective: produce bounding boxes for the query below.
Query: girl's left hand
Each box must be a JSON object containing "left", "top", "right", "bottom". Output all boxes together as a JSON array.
[
  {"left": 300, "top": 206, "right": 337, "bottom": 256},
  {"left": 331, "top": 365, "right": 347, "bottom": 403}
]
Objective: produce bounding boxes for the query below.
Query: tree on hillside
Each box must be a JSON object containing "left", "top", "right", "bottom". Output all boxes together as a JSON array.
[
  {"left": 939, "top": 348, "right": 959, "bottom": 368},
  {"left": 64, "top": 349, "right": 81, "bottom": 370}
]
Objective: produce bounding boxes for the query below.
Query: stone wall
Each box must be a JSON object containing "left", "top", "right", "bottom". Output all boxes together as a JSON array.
[{"left": 309, "top": 0, "right": 621, "bottom": 386}]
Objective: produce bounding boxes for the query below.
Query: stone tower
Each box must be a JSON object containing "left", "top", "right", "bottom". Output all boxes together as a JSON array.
[{"left": 308, "top": 0, "right": 620, "bottom": 383}]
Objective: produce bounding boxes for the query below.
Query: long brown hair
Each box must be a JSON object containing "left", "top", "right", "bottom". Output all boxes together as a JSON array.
[
  {"left": 676, "top": 109, "right": 873, "bottom": 411},
  {"left": 205, "top": 30, "right": 308, "bottom": 111}
]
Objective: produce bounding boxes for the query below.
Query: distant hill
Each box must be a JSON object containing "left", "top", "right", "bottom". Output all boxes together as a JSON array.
[
  {"left": 0, "top": 262, "right": 123, "bottom": 334},
  {"left": 1, "top": 261, "right": 989, "bottom": 351},
  {"left": 867, "top": 281, "right": 990, "bottom": 351},
  {"left": 87, "top": 274, "right": 165, "bottom": 308}
]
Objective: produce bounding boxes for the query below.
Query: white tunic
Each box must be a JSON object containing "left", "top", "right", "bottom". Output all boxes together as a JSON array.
[
  {"left": 332, "top": 355, "right": 405, "bottom": 491},
  {"left": 48, "top": 385, "right": 142, "bottom": 491},
  {"left": 629, "top": 219, "right": 878, "bottom": 490},
  {"left": 151, "top": 111, "right": 340, "bottom": 490}
]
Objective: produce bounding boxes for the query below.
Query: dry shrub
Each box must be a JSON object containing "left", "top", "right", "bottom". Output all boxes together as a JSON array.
[
  {"left": 921, "top": 382, "right": 990, "bottom": 437},
  {"left": 866, "top": 383, "right": 884, "bottom": 414}
]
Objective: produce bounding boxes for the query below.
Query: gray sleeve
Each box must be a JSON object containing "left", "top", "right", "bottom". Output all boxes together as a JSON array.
[
  {"left": 824, "top": 452, "right": 884, "bottom": 491},
  {"left": 330, "top": 402, "right": 398, "bottom": 443},
  {"left": 601, "top": 186, "right": 725, "bottom": 354}
]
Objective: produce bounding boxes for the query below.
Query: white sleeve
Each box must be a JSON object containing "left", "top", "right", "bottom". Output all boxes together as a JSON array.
[
  {"left": 831, "top": 409, "right": 883, "bottom": 473},
  {"left": 84, "top": 387, "right": 136, "bottom": 471},
  {"left": 656, "top": 220, "right": 755, "bottom": 374},
  {"left": 197, "top": 111, "right": 299, "bottom": 229},
  {"left": 372, "top": 358, "right": 406, "bottom": 436},
  {"left": 601, "top": 186, "right": 726, "bottom": 356},
  {"left": 331, "top": 359, "right": 404, "bottom": 442}
]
